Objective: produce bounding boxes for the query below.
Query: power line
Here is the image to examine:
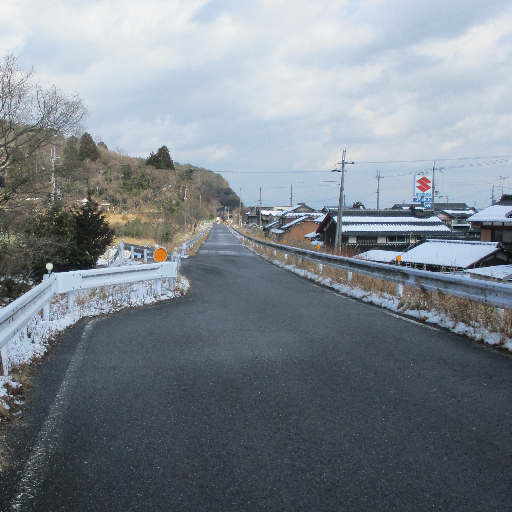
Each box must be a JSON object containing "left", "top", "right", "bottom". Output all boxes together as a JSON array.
[
  {"left": 354, "top": 155, "right": 512, "bottom": 164},
  {"left": 219, "top": 155, "right": 512, "bottom": 175}
]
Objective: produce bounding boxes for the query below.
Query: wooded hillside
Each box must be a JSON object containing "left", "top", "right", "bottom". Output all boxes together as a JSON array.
[
  {"left": 58, "top": 137, "right": 240, "bottom": 222},
  {"left": 0, "top": 53, "right": 240, "bottom": 303}
]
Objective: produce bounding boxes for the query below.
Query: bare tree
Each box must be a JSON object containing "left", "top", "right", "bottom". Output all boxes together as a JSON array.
[{"left": 0, "top": 54, "right": 87, "bottom": 207}]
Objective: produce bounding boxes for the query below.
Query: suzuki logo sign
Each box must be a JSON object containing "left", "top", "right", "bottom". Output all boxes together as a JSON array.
[
  {"left": 413, "top": 174, "right": 433, "bottom": 208},
  {"left": 416, "top": 176, "right": 432, "bottom": 193}
]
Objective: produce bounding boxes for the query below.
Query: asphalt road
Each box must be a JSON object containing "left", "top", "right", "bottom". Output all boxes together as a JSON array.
[{"left": 3, "top": 223, "right": 512, "bottom": 511}]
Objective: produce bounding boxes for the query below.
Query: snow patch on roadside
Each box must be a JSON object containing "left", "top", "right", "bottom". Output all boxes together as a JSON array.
[
  {"left": 0, "top": 275, "right": 189, "bottom": 406},
  {"left": 253, "top": 247, "right": 512, "bottom": 352}
]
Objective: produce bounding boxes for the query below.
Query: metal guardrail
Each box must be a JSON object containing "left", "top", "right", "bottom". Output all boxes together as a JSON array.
[
  {"left": 230, "top": 226, "right": 512, "bottom": 309},
  {"left": 0, "top": 225, "right": 212, "bottom": 374},
  {"left": 0, "top": 262, "right": 178, "bottom": 355},
  {"left": 180, "top": 225, "right": 212, "bottom": 257}
]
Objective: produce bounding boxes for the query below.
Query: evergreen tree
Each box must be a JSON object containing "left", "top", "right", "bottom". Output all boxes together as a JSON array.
[
  {"left": 62, "top": 136, "right": 81, "bottom": 173},
  {"left": 146, "top": 145, "right": 175, "bottom": 169},
  {"left": 78, "top": 133, "right": 100, "bottom": 162},
  {"left": 72, "top": 194, "right": 115, "bottom": 269},
  {"left": 25, "top": 196, "right": 114, "bottom": 273},
  {"left": 25, "top": 202, "right": 77, "bottom": 276}
]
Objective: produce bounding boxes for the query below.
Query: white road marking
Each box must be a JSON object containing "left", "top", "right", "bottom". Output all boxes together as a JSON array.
[{"left": 11, "top": 320, "right": 98, "bottom": 511}]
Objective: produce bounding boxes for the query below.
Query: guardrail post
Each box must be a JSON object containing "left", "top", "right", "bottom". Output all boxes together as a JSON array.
[
  {"left": 181, "top": 243, "right": 187, "bottom": 257},
  {"left": 144, "top": 248, "right": 148, "bottom": 263},
  {"left": 347, "top": 271, "right": 352, "bottom": 282},
  {"left": 42, "top": 302, "right": 50, "bottom": 321},
  {"left": 318, "top": 263, "right": 323, "bottom": 273},
  {"left": 67, "top": 291, "right": 74, "bottom": 311},
  {"left": 0, "top": 343, "right": 10, "bottom": 376},
  {"left": 42, "top": 274, "right": 51, "bottom": 320},
  {"left": 168, "top": 278, "right": 175, "bottom": 291},
  {"left": 130, "top": 246, "right": 134, "bottom": 260},
  {"left": 397, "top": 283, "right": 404, "bottom": 298},
  {"left": 155, "top": 278, "right": 162, "bottom": 296}
]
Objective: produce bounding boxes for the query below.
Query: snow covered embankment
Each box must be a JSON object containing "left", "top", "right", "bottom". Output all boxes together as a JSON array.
[
  {"left": 0, "top": 275, "right": 189, "bottom": 417},
  {"left": 242, "top": 241, "right": 512, "bottom": 353}
]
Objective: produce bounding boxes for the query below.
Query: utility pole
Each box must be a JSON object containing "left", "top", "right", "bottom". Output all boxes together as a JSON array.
[
  {"left": 290, "top": 184, "right": 293, "bottom": 207},
  {"left": 259, "top": 187, "right": 262, "bottom": 229},
  {"left": 50, "top": 146, "right": 60, "bottom": 203},
  {"left": 491, "top": 185, "right": 495, "bottom": 205},
  {"left": 376, "top": 170, "right": 382, "bottom": 210},
  {"left": 432, "top": 161, "right": 436, "bottom": 212},
  {"left": 333, "top": 149, "right": 355, "bottom": 251},
  {"left": 239, "top": 188, "right": 242, "bottom": 226},
  {"left": 499, "top": 176, "right": 509, "bottom": 198}
]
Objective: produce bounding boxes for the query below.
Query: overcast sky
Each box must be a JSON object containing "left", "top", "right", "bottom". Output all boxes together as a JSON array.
[{"left": 2, "top": 0, "right": 512, "bottom": 209}]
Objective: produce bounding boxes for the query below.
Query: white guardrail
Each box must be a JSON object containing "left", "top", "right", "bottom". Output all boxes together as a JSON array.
[
  {"left": 0, "top": 262, "right": 178, "bottom": 355},
  {"left": 230, "top": 226, "right": 512, "bottom": 310},
  {"left": 0, "top": 225, "right": 213, "bottom": 371},
  {"left": 180, "top": 225, "right": 212, "bottom": 256}
]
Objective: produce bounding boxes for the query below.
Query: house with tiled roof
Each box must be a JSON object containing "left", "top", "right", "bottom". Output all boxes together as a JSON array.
[
  {"left": 315, "top": 209, "right": 452, "bottom": 250},
  {"left": 246, "top": 203, "right": 315, "bottom": 227},
  {"left": 263, "top": 204, "right": 323, "bottom": 243},
  {"left": 468, "top": 196, "right": 512, "bottom": 249},
  {"left": 397, "top": 239, "right": 511, "bottom": 272},
  {"left": 464, "top": 264, "right": 512, "bottom": 282}
]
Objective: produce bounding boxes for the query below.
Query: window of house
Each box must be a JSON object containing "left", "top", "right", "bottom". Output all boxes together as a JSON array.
[
  {"left": 387, "top": 236, "right": 406, "bottom": 243},
  {"left": 493, "top": 230, "right": 504, "bottom": 242},
  {"left": 356, "top": 236, "right": 378, "bottom": 244}
]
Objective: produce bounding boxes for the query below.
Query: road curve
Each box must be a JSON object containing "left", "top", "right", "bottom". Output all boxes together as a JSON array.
[{"left": 3, "top": 223, "right": 512, "bottom": 511}]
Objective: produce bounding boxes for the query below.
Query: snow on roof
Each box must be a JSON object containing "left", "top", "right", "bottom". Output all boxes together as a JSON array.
[
  {"left": 281, "top": 215, "right": 311, "bottom": 229},
  {"left": 338, "top": 216, "right": 444, "bottom": 224},
  {"left": 468, "top": 205, "right": 512, "bottom": 223},
  {"left": 264, "top": 219, "right": 280, "bottom": 229},
  {"left": 356, "top": 250, "right": 403, "bottom": 263},
  {"left": 270, "top": 228, "right": 284, "bottom": 234},
  {"left": 278, "top": 204, "right": 311, "bottom": 216},
  {"left": 464, "top": 265, "right": 512, "bottom": 281},
  {"left": 399, "top": 240, "right": 501, "bottom": 269},
  {"left": 304, "top": 231, "right": 320, "bottom": 238},
  {"left": 344, "top": 224, "right": 450, "bottom": 234},
  {"left": 442, "top": 209, "right": 476, "bottom": 216},
  {"left": 279, "top": 214, "right": 325, "bottom": 230},
  {"left": 331, "top": 215, "right": 451, "bottom": 235},
  {"left": 260, "top": 210, "right": 283, "bottom": 216}
]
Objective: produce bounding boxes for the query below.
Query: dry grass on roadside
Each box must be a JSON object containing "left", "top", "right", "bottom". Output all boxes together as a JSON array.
[
  {"left": 244, "top": 238, "right": 512, "bottom": 345},
  {"left": 398, "top": 287, "right": 512, "bottom": 341}
]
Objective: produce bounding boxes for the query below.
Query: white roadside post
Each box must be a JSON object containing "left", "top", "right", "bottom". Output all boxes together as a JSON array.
[
  {"left": 43, "top": 264, "right": 53, "bottom": 320},
  {"left": 119, "top": 241, "right": 124, "bottom": 264},
  {"left": 67, "top": 291, "right": 74, "bottom": 310},
  {"left": 396, "top": 255, "right": 404, "bottom": 298},
  {"left": 0, "top": 343, "right": 10, "bottom": 376}
]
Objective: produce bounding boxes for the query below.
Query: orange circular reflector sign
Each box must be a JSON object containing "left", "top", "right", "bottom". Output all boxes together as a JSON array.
[
  {"left": 153, "top": 248, "right": 168, "bottom": 262},
  {"left": 397, "top": 255, "right": 402, "bottom": 262}
]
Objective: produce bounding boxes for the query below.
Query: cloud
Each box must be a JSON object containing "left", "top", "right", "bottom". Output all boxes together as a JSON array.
[{"left": 2, "top": 0, "right": 512, "bottom": 208}]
